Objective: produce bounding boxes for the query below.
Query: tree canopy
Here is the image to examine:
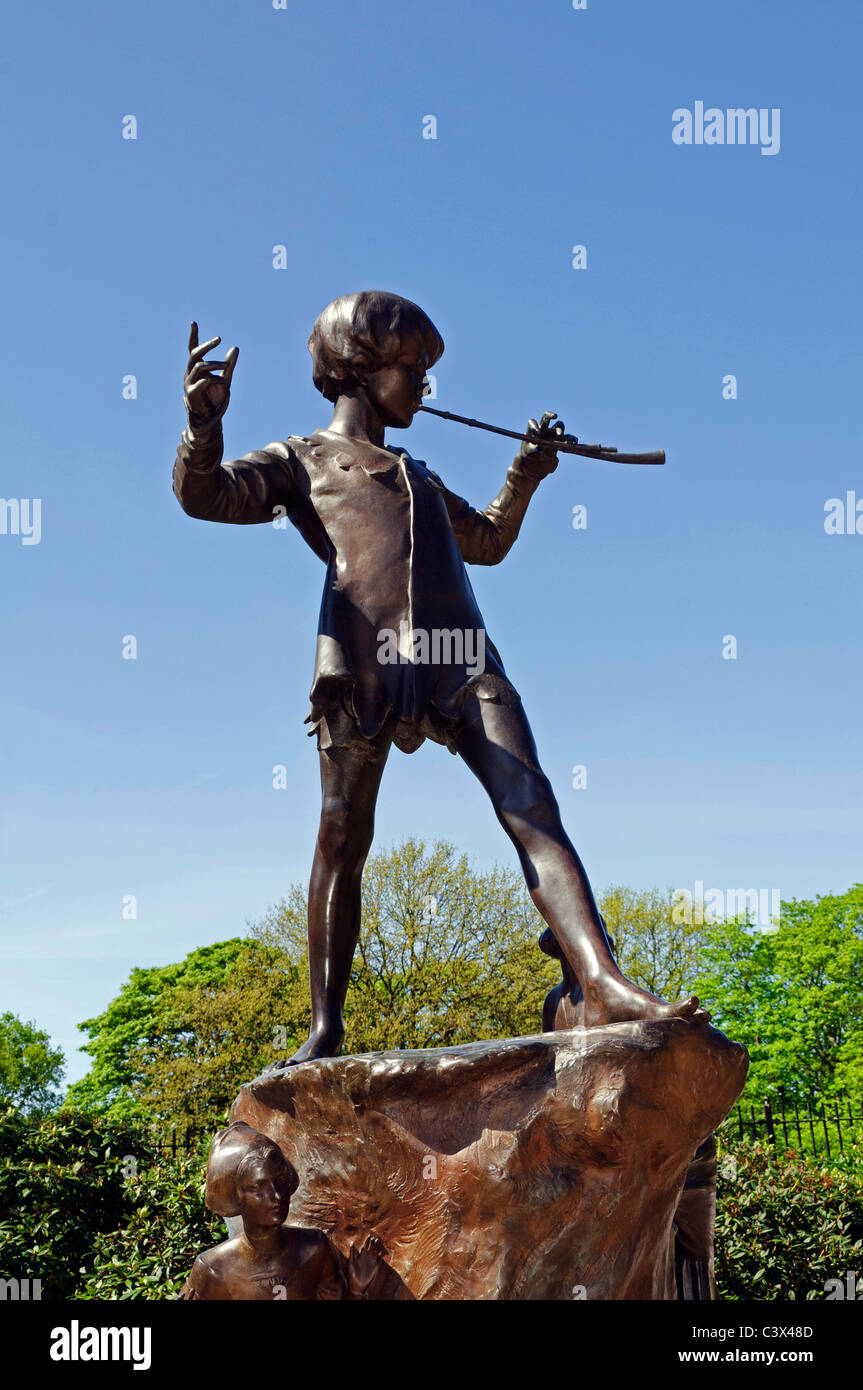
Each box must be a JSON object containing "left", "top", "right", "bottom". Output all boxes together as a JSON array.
[
  {"left": 0, "top": 1011, "right": 65, "bottom": 1115},
  {"left": 693, "top": 884, "right": 863, "bottom": 1102},
  {"left": 65, "top": 940, "right": 249, "bottom": 1117},
  {"left": 63, "top": 842, "right": 863, "bottom": 1123}
]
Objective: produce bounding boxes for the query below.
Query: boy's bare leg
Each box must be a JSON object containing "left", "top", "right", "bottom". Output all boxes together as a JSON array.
[
  {"left": 287, "top": 723, "right": 392, "bottom": 1064},
  {"left": 453, "top": 695, "right": 705, "bottom": 1027}
]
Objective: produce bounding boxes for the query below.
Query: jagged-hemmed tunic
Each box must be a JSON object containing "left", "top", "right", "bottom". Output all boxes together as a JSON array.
[{"left": 173, "top": 424, "right": 546, "bottom": 753}]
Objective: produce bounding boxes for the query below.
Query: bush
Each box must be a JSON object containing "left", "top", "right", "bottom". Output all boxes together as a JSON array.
[
  {"left": 0, "top": 1106, "right": 219, "bottom": 1300},
  {"left": 0, "top": 1107, "right": 146, "bottom": 1299},
  {"left": 715, "top": 1138, "right": 863, "bottom": 1300},
  {"left": 75, "top": 1149, "right": 221, "bottom": 1300}
]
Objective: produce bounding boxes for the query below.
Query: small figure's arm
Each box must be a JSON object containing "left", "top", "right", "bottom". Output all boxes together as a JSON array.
[
  {"left": 177, "top": 1252, "right": 229, "bottom": 1301},
  {"left": 172, "top": 322, "right": 297, "bottom": 526},
  {"left": 434, "top": 411, "right": 565, "bottom": 565}
]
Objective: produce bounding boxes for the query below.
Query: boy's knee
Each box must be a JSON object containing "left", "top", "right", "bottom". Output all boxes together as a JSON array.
[
  {"left": 497, "top": 770, "right": 561, "bottom": 836},
  {"left": 317, "top": 798, "right": 373, "bottom": 868}
]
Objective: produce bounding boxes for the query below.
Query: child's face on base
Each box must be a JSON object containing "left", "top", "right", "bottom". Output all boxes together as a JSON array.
[
  {"left": 236, "top": 1154, "right": 293, "bottom": 1227},
  {"left": 363, "top": 343, "right": 431, "bottom": 430}
]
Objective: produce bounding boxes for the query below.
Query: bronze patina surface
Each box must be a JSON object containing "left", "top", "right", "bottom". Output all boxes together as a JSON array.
[{"left": 173, "top": 290, "right": 707, "bottom": 1064}]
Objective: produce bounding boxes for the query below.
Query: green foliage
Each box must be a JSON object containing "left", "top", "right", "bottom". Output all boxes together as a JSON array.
[
  {"left": 292, "top": 836, "right": 557, "bottom": 1052},
  {"left": 0, "top": 1107, "right": 148, "bottom": 1299},
  {"left": 694, "top": 885, "right": 863, "bottom": 1104},
  {"left": 598, "top": 885, "right": 706, "bottom": 1000},
  {"left": 66, "top": 939, "right": 249, "bottom": 1117},
  {"left": 715, "top": 1138, "right": 863, "bottom": 1300},
  {"left": 0, "top": 1012, "right": 65, "bottom": 1115},
  {"left": 135, "top": 939, "right": 307, "bottom": 1127},
  {"left": 0, "top": 1105, "right": 218, "bottom": 1301},
  {"left": 74, "top": 1148, "right": 221, "bottom": 1300},
  {"left": 95, "top": 839, "right": 559, "bottom": 1124},
  {"left": 66, "top": 865, "right": 863, "bottom": 1136}
]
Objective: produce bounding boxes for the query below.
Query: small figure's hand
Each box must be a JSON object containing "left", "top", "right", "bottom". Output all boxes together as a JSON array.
[
  {"left": 516, "top": 411, "right": 566, "bottom": 479},
  {"left": 184, "top": 321, "right": 239, "bottom": 429},
  {"left": 347, "top": 1233, "right": 384, "bottom": 1295}
]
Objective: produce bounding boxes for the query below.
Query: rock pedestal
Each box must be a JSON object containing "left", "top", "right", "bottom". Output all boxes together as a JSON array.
[{"left": 230, "top": 1019, "right": 747, "bottom": 1300}]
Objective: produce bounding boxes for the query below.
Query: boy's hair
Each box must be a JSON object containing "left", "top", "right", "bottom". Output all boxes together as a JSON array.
[{"left": 307, "top": 290, "right": 444, "bottom": 402}]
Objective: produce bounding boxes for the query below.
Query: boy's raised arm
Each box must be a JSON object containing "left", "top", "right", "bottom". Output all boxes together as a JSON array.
[
  {"left": 437, "top": 411, "right": 564, "bottom": 565},
  {"left": 173, "top": 322, "right": 297, "bottom": 525}
]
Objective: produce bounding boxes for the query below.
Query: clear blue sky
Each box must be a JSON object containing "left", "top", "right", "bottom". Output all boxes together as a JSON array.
[{"left": 1, "top": 0, "right": 861, "bottom": 1084}]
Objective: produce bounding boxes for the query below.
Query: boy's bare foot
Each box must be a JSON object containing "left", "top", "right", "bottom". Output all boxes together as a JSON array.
[
  {"left": 270, "top": 1024, "right": 345, "bottom": 1070},
  {"left": 582, "top": 972, "right": 711, "bottom": 1028}
]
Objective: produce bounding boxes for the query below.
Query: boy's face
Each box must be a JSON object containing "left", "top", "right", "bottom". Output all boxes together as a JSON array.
[
  {"left": 363, "top": 344, "right": 430, "bottom": 430},
  {"left": 237, "top": 1154, "right": 293, "bottom": 1227}
]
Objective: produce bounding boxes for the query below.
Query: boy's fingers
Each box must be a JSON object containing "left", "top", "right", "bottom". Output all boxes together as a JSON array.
[
  {"left": 186, "top": 360, "right": 230, "bottom": 379},
  {"left": 188, "top": 321, "right": 199, "bottom": 354},
  {"left": 188, "top": 335, "right": 222, "bottom": 363},
  {"left": 186, "top": 379, "right": 219, "bottom": 402},
  {"left": 224, "top": 345, "right": 239, "bottom": 383},
  {"left": 185, "top": 364, "right": 230, "bottom": 391}
]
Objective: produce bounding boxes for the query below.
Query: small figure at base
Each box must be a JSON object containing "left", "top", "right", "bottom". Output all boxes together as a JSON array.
[{"left": 179, "top": 1122, "right": 383, "bottom": 1300}]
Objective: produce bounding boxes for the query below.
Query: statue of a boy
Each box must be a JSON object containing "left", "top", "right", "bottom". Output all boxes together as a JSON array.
[
  {"left": 179, "top": 1122, "right": 382, "bottom": 1300},
  {"left": 173, "top": 290, "right": 706, "bottom": 1064}
]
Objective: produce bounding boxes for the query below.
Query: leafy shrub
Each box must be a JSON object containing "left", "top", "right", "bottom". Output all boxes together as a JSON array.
[
  {"left": 715, "top": 1138, "right": 863, "bottom": 1299},
  {"left": 74, "top": 1149, "right": 221, "bottom": 1300},
  {"left": 0, "top": 1107, "right": 147, "bottom": 1299},
  {"left": 0, "top": 1106, "right": 219, "bottom": 1300}
]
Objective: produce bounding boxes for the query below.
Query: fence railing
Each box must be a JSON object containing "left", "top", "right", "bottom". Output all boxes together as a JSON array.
[
  {"left": 147, "top": 1125, "right": 211, "bottom": 1161},
  {"left": 720, "top": 1092, "right": 862, "bottom": 1161}
]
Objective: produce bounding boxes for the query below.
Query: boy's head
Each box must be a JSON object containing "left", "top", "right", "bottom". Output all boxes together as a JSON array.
[{"left": 308, "top": 291, "right": 444, "bottom": 424}]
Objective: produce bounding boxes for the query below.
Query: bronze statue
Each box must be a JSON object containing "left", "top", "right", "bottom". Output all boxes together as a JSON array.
[
  {"left": 173, "top": 290, "right": 707, "bottom": 1064},
  {"left": 179, "top": 1122, "right": 383, "bottom": 1300},
  {"left": 540, "top": 927, "right": 717, "bottom": 1299}
]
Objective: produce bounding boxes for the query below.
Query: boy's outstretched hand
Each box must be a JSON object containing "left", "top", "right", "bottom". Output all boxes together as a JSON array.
[
  {"left": 516, "top": 410, "right": 567, "bottom": 479},
  {"left": 184, "top": 321, "right": 239, "bottom": 429}
]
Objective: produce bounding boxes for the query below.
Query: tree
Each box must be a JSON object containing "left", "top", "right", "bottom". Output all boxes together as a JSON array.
[
  {"left": 254, "top": 837, "right": 558, "bottom": 1054},
  {"left": 134, "top": 938, "right": 310, "bottom": 1125},
  {"left": 693, "top": 884, "right": 863, "bottom": 1102},
  {"left": 121, "top": 839, "right": 560, "bottom": 1122},
  {"left": 597, "top": 884, "right": 707, "bottom": 1000},
  {"left": 66, "top": 940, "right": 248, "bottom": 1117},
  {"left": 79, "top": 841, "right": 849, "bottom": 1126},
  {"left": 0, "top": 1012, "right": 65, "bottom": 1115}
]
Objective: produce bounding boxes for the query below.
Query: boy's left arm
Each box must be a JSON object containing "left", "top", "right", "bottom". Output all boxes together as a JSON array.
[{"left": 435, "top": 412, "right": 564, "bottom": 565}]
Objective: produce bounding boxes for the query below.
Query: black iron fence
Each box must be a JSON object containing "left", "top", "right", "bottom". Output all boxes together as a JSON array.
[
  {"left": 148, "top": 1124, "right": 211, "bottom": 1161},
  {"left": 720, "top": 1093, "right": 863, "bottom": 1161}
]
